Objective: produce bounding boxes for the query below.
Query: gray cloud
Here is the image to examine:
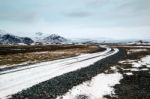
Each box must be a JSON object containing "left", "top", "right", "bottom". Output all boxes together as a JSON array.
[
  {"left": 0, "top": 11, "right": 38, "bottom": 23},
  {"left": 66, "top": 11, "right": 91, "bottom": 18},
  {"left": 0, "top": 0, "right": 150, "bottom": 39}
]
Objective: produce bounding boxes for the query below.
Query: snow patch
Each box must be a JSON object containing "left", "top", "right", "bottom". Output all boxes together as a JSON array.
[
  {"left": 132, "top": 62, "right": 143, "bottom": 68},
  {"left": 57, "top": 72, "right": 122, "bottom": 99},
  {"left": 141, "top": 55, "right": 150, "bottom": 66},
  {"left": 119, "top": 60, "right": 136, "bottom": 64},
  {"left": 125, "top": 72, "right": 133, "bottom": 75},
  {"left": 128, "top": 49, "right": 148, "bottom": 54},
  {"left": 141, "top": 68, "right": 149, "bottom": 71}
]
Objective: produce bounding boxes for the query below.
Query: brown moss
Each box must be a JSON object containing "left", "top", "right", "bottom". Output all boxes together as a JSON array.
[{"left": 0, "top": 45, "right": 100, "bottom": 66}]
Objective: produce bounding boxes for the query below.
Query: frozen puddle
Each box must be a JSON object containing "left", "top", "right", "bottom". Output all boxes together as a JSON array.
[{"left": 57, "top": 72, "right": 122, "bottom": 99}]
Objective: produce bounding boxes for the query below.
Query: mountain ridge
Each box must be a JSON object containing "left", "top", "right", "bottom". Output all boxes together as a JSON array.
[
  {"left": 42, "top": 34, "right": 68, "bottom": 44},
  {"left": 0, "top": 30, "right": 34, "bottom": 45}
]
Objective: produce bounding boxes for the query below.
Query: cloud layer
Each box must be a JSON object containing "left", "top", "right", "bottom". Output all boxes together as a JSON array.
[{"left": 0, "top": 0, "right": 150, "bottom": 39}]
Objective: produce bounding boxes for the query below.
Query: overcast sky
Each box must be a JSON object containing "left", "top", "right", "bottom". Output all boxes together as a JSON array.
[{"left": 0, "top": 0, "right": 150, "bottom": 39}]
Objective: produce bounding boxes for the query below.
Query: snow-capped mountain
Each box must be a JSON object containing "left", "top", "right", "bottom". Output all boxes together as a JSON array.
[
  {"left": 0, "top": 30, "right": 34, "bottom": 45},
  {"left": 42, "top": 34, "right": 68, "bottom": 44},
  {"left": 0, "top": 30, "right": 70, "bottom": 45}
]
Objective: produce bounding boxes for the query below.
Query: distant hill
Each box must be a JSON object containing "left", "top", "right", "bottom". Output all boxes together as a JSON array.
[
  {"left": 42, "top": 34, "right": 68, "bottom": 44},
  {"left": 0, "top": 30, "right": 34, "bottom": 45}
]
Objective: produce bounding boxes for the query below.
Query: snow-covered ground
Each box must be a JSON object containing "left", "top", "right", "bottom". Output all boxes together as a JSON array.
[
  {"left": 120, "top": 55, "right": 150, "bottom": 70},
  {"left": 0, "top": 47, "right": 119, "bottom": 99},
  {"left": 57, "top": 72, "right": 122, "bottom": 99},
  {"left": 141, "top": 55, "right": 150, "bottom": 67},
  {"left": 57, "top": 49, "right": 150, "bottom": 99},
  {"left": 117, "top": 55, "right": 150, "bottom": 77}
]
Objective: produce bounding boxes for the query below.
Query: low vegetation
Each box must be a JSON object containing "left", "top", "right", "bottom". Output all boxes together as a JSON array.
[{"left": 0, "top": 45, "right": 103, "bottom": 66}]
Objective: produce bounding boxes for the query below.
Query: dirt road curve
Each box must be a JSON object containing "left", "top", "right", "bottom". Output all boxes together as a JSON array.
[{"left": 0, "top": 46, "right": 119, "bottom": 98}]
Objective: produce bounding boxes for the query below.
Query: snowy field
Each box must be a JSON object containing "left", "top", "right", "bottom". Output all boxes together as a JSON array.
[
  {"left": 57, "top": 71, "right": 122, "bottom": 99},
  {"left": 0, "top": 47, "right": 119, "bottom": 99},
  {"left": 57, "top": 48, "right": 150, "bottom": 99}
]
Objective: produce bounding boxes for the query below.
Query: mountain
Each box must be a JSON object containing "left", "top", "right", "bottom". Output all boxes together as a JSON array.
[
  {"left": 42, "top": 34, "right": 68, "bottom": 44},
  {"left": 21, "top": 37, "right": 34, "bottom": 45},
  {"left": 0, "top": 30, "right": 69, "bottom": 45},
  {"left": 0, "top": 30, "right": 34, "bottom": 45}
]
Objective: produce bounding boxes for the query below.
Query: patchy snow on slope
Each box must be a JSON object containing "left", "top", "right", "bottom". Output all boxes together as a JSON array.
[
  {"left": 119, "top": 55, "right": 150, "bottom": 68},
  {"left": 57, "top": 72, "right": 122, "bottom": 99},
  {"left": 132, "top": 55, "right": 150, "bottom": 68},
  {"left": 127, "top": 49, "right": 148, "bottom": 54},
  {"left": 120, "top": 55, "right": 150, "bottom": 73}
]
